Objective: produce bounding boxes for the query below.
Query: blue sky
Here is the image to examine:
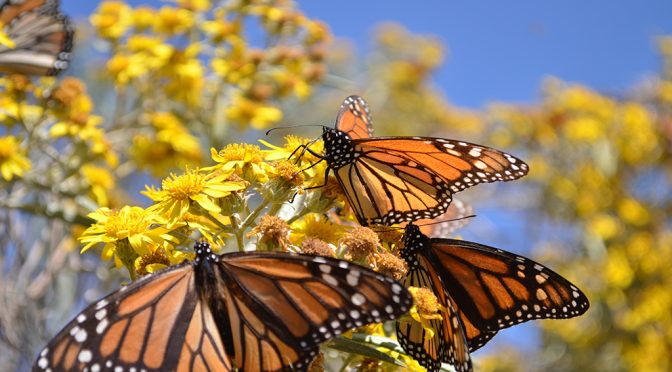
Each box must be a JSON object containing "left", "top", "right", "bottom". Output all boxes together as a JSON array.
[{"left": 64, "top": 0, "right": 672, "bottom": 108}]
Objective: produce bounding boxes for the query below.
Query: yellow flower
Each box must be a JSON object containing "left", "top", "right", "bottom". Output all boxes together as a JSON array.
[
  {"left": 226, "top": 94, "right": 283, "bottom": 130},
  {"left": 0, "top": 136, "right": 30, "bottom": 181},
  {"left": 153, "top": 6, "right": 194, "bottom": 35},
  {"left": 209, "top": 143, "right": 270, "bottom": 183},
  {"left": 290, "top": 214, "right": 343, "bottom": 245},
  {"left": 144, "top": 168, "right": 247, "bottom": 228},
  {"left": 81, "top": 165, "right": 116, "bottom": 207},
  {"left": 79, "top": 206, "right": 169, "bottom": 265},
  {"left": 260, "top": 135, "right": 326, "bottom": 186},
  {"left": 260, "top": 135, "right": 323, "bottom": 162},
  {"left": 90, "top": 1, "right": 132, "bottom": 40},
  {"left": 135, "top": 247, "right": 171, "bottom": 276},
  {"left": 407, "top": 287, "right": 445, "bottom": 340}
]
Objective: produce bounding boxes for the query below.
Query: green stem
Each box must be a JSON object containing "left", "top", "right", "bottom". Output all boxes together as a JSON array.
[{"left": 229, "top": 214, "right": 245, "bottom": 252}]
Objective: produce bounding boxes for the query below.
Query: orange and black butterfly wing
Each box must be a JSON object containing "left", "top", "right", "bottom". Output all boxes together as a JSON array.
[
  {"left": 430, "top": 238, "right": 590, "bottom": 351},
  {"left": 0, "top": 0, "right": 74, "bottom": 75},
  {"left": 334, "top": 95, "right": 373, "bottom": 140},
  {"left": 400, "top": 197, "right": 474, "bottom": 237},
  {"left": 33, "top": 262, "right": 233, "bottom": 372},
  {"left": 217, "top": 251, "right": 413, "bottom": 371},
  {"left": 397, "top": 253, "right": 472, "bottom": 372},
  {"left": 337, "top": 137, "right": 527, "bottom": 225}
]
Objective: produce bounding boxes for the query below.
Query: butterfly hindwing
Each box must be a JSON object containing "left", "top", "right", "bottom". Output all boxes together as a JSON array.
[
  {"left": 430, "top": 238, "right": 590, "bottom": 351},
  {"left": 397, "top": 254, "right": 472, "bottom": 372},
  {"left": 218, "top": 251, "right": 413, "bottom": 371}
]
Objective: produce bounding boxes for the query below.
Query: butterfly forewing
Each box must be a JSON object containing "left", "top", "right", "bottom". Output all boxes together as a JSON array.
[
  {"left": 0, "top": 0, "right": 74, "bottom": 75},
  {"left": 334, "top": 95, "right": 373, "bottom": 140},
  {"left": 430, "top": 238, "right": 589, "bottom": 350},
  {"left": 219, "top": 252, "right": 413, "bottom": 371},
  {"left": 33, "top": 263, "right": 220, "bottom": 371}
]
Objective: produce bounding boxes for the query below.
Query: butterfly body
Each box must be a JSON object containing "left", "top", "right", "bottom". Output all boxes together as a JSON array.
[
  {"left": 322, "top": 96, "right": 529, "bottom": 226},
  {"left": 397, "top": 224, "right": 589, "bottom": 372},
  {"left": 35, "top": 242, "right": 413, "bottom": 372},
  {"left": 322, "top": 126, "right": 358, "bottom": 169}
]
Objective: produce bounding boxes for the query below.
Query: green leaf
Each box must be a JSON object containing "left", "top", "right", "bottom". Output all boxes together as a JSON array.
[{"left": 327, "top": 336, "right": 407, "bottom": 368}]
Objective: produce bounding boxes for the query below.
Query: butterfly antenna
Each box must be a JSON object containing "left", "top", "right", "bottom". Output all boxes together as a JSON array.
[
  {"left": 415, "top": 214, "right": 478, "bottom": 228},
  {"left": 265, "top": 124, "right": 327, "bottom": 136}
]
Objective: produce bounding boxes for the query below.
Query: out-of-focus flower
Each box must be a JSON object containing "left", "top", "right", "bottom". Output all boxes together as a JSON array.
[
  {"left": 132, "top": 6, "right": 155, "bottom": 31},
  {"left": 160, "top": 44, "right": 204, "bottom": 106},
  {"left": 177, "top": 0, "right": 210, "bottom": 12},
  {"left": 0, "top": 136, "right": 30, "bottom": 181},
  {"left": 144, "top": 168, "right": 247, "bottom": 228},
  {"left": 131, "top": 112, "right": 203, "bottom": 176},
  {"left": 90, "top": 1, "right": 132, "bottom": 40},
  {"left": 226, "top": 94, "right": 283, "bottom": 129},
  {"left": 106, "top": 54, "right": 148, "bottom": 84},
  {"left": 202, "top": 18, "right": 240, "bottom": 43},
  {"left": 153, "top": 6, "right": 194, "bottom": 35},
  {"left": 81, "top": 165, "right": 116, "bottom": 207}
]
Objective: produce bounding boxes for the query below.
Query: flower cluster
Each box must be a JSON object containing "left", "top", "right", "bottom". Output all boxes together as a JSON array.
[
  {"left": 0, "top": 75, "right": 117, "bottom": 221},
  {"left": 476, "top": 44, "right": 672, "bottom": 371}
]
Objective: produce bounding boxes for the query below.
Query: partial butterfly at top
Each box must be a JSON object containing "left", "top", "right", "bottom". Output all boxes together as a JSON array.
[
  {"left": 34, "top": 242, "right": 412, "bottom": 372},
  {"left": 310, "top": 95, "right": 528, "bottom": 226},
  {"left": 0, "top": 0, "right": 74, "bottom": 75},
  {"left": 396, "top": 223, "right": 589, "bottom": 372}
]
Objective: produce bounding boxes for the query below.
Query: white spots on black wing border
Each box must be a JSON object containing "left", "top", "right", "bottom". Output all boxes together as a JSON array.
[{"left": 304, "top": 255, "right": 412, "bottom": 346}]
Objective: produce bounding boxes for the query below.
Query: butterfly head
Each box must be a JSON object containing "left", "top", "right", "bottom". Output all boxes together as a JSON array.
[
  {"left": 322, "top": 127, "right": 356, "bottom": 168},
  {"left": 194, "top": 241, "right": 220, "bottom": 265}
]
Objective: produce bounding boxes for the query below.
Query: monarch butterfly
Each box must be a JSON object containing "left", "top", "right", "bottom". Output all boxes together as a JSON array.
[
  {"left": 34, "top": 242, "right": 413, "bottom": 372},
  {"left": 396, "top": 223, "right": 589, "bottom": 372},
  {"left": 314, "top": 95, "right": 528, "bottom": 226},
  {"left": 0, "top": 0, "right": 74, "bottom": 76}
]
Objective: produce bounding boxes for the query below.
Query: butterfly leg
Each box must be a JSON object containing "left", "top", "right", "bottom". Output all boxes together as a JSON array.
[
  {"left": 302, "top": 165, "right": 331, "bottom": 191},
  {"left": 288, "top": 136, "right": 323, "bottom": 164}
]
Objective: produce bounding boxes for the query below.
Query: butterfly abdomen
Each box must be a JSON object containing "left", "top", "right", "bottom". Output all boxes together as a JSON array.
[{"left": 322, "top": 128, "right": 357, "bottom": 169}]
